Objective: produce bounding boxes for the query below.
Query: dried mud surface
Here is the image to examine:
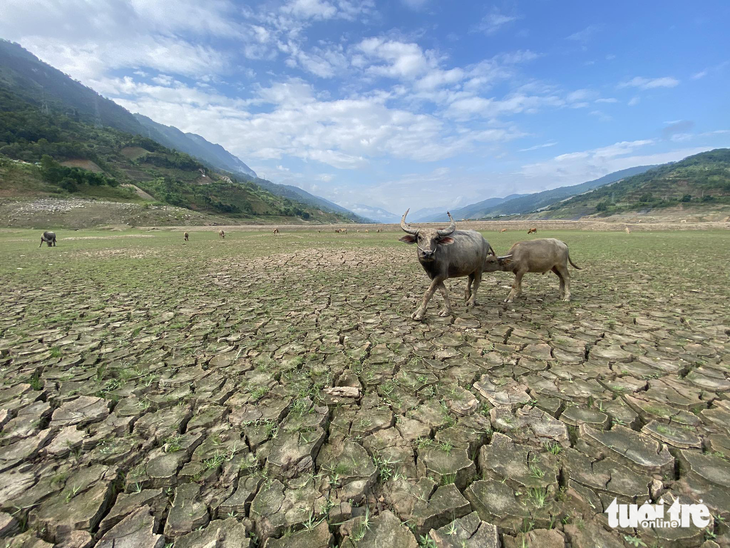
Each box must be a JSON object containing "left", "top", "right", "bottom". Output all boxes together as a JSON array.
[{"left": 0, "top": 228, "right": 729, "bottom": 548}]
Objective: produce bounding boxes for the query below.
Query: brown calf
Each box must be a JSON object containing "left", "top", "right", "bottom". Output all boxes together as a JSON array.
[{"left": 484, "top": 238, "right": 581, "bottom": 302}]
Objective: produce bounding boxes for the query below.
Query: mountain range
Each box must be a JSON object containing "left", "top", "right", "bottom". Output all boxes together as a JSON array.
[
  {"left": 0, "top": 39, "right": 369, "bottom": 222},
  {"left": 2, "top": 39, "right": 728, "bottom": 226},
  {"left": 540, "top": 148, "right": 730, "bottom": 218},
  {"left": 134, "top": 114, "right": 257, "bottom": 178}
]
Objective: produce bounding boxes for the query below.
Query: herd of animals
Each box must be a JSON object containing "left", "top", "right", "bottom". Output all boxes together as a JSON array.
[{"left": 37, "top": 214, "right": 581, "bottom": 320}]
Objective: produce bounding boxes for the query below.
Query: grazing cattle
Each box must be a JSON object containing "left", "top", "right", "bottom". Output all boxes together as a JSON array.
[
  {"left": 527, "top": 227, "right": 537, "bottom": 234},
  {"left": 500, "top": 228, "right": 507, "bottom": 233},
  {"left": 625, "top": 227, "right": 631, "bottom": 234},
  {"left": 273, "top": 228, "right": 280, "bottom": 234},
  {"left": 219, "top": 230, "right": 225, "bottom": 239},
  {"left": 484, "top": 238, "right": 581, "bottom": 302},
  {"left": 39, "top": 231, "right": 57, "bottom": 247},
  {"left": 184, "top": 232, "right": 189, "bottom": 241},
  {"left": 400, "top": 210, "right": 495, "bottom": 320}
]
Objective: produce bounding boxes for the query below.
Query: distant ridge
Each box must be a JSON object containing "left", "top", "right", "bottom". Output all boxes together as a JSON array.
[
  {"left": 434, "top": 166, "right": 655, "bottom": 221},
  {"left": 541, "top": 148, "right": 730, "bottom": 217}
]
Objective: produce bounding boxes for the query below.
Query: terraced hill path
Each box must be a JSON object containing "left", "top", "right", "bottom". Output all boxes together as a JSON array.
[{"left": 0, "top": 228, "right": 728, "bottom": 547}]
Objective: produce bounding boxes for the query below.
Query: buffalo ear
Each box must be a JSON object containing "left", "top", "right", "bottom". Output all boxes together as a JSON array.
[
  {"left": 438, "top": 237, "right": 455, "bottom": 245},
  {"left": 399, "top": 235, "right": 417, "bottom": 244}
]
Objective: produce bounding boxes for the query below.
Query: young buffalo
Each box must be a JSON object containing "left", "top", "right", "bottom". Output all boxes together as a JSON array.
[{"left": 484, "top": 238, "right": 581, "bottom": 302}]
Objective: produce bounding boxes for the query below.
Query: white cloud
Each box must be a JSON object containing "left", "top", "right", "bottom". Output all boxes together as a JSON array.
[
  {"left": 111, "top": 78, "right": 525, "bottom": 171},
  {"left": 281, "top": 0, "right": 337, "bottom": 20},
  {"left": 400, "top": 0, "right": 429, "bottom": 10},
  {"left": 690, "top": 61, "right": 728, "bottom": 80},
  {"left": 444, "top": 93, "right": 564, "bottom": 121},
  {"left": 357, "top": 37, "right": 434, "bottom": 79},
  {"left": 0, "top": 0, "right": 234, "bottom": 81},
  {"left": 566, "top": 25, "right": 599, "bottom": 42},
  {"left": 669, "top": 129, "right": 730, "bottom": 142},
  {"left": 519, "top": 142, "right": 557, "bottom": 152},
  {"left": 279, "top": 0, "right": 374, "bottom": 21},
  {"left": 590, "top": 110, "right": 612, "bottom": 122},
  {"left": 474, "top": 9, "right": 520, "bottom": 36},
  {"left": 595, "top": 97, "right": 618, "bottom": 104},
  {"left": 628, "top": 96, "right": 641, "bottom": 106},
  {"left": 618, "top": 76, "right": 680, "bottom": 89}
]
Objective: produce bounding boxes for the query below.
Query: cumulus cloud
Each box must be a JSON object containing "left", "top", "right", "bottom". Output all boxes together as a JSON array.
[
  {"left": 444, "top": 93, "right": 564, "bottom": 121},
  {"left": 110, "top": 77, "right": 524, "bottom": 172},
  {"left": 0, "top": 0, "right": 235, "bottom": 81}
]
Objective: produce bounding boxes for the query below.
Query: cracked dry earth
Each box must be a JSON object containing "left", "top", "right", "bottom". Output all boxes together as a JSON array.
[{"left": 0, "top": 229, "right": 729, "bottom": 548}]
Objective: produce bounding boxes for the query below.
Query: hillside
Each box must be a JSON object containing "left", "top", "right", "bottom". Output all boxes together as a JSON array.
[
  {"left": 0, "top": 86, "right": 354, "bottom": 226},
  {"left": 134, "top": 113, "right": 257, "bottom": 178},
  {"left": 429, "top": 166, "right": 654, "bottom": 222},
  {"left": 541, "top": 149, "right": 730, "bottom": 218},
  {"left": 252, "top": 179, "right": 369, "bottom": 222},
  {"left": 0, "top": 39, "right": 365, "bottom": 222}
]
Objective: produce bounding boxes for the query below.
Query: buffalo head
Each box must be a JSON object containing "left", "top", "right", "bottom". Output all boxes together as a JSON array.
[
  {"left": 399, "top": 209, "right": 456, "bottom": 262},
  {"left": 483, "top": 254, "right": 513, "bottom": 272}
]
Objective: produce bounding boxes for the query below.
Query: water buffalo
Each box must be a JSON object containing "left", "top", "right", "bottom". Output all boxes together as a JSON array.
[
  {"left": 400, "top": 210, "right": 495, "bottom": 320},
  {"left": 484, "top": 238, "right": 581, "bottom": 302},
  {"left": 527, "top": 227, "right": 537, "bottom": 234},
  {"left": 184, "top": 232, "right": 189, "bottom": 241},
  {"left": 273, "top": 228, "right": 280, "bottom": 234},
  {"left": 219, "top": 230, "right": 225, "bottom": 239},
  {"left": 39, "top": 231, "right": 56, "bottom": 247}
]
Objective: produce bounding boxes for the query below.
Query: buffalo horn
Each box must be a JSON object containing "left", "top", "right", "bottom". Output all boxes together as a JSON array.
[
  {"left": 437, "top": 212, "right": 456, "bottom": 236},
  {"left": 400, "top": 209, "right": 418, "bottom": 234}
]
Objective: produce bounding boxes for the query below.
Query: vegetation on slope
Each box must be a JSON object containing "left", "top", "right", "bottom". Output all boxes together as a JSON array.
[
  {"left": 0, "top": 85, "right": 353, "bottom": 224},
  {"left": 543, "top": 149, "right": 730, "bottom": 218}
]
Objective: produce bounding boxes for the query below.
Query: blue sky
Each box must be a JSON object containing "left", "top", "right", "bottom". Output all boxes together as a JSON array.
[{"left": 2, "top": 0, "right": 729, "bottom": 215}]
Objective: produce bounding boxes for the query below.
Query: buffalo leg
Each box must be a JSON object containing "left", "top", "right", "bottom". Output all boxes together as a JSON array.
[
  {"left": 412, "top": 276, "right": 445, "bottom": 321},
  {"left": 464, "top": 274, "right": 474, "bottom": 303},
  {"left": 39, "top": 238, "right": 43, "bottom": 248},
  {"left": 505, "top": 270, "right": 526, "bottom": 302},
  {"left": 467, "top": 270, "right": 482, "bottom": 307},
  {"left": 553, "top": 265, "right": 571, "bottom": 301},
  {"left": 438, "top": 282, "right": 452, "bottom": 317}
]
